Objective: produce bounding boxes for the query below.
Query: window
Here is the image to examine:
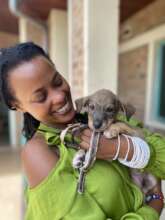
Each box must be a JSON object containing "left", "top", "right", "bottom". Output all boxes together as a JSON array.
[{"left": 152, "top": 40, "right": 165, "bottom": 124}]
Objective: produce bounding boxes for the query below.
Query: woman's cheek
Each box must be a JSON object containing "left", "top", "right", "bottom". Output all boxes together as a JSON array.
[{"left": 28, "top": 104, "right": 47, "bottom": 120}]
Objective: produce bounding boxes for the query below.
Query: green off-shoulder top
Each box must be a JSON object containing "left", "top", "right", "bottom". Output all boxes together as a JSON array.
[{"left": 24, "top": 115, "right": 165, "bottom": 220}]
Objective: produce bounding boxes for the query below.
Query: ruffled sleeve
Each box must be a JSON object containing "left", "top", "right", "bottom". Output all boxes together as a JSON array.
[
  {"left": 117, "top": 114, "right": 165, "bottom": 179},
  {"left": 120, "top": 205, "right": 159, "bottom": 220},
  {"left": 143, "top": 129, "right": 165, "bottom": 179}
]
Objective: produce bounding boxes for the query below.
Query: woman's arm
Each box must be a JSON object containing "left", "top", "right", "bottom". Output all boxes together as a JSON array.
[
  {"left": 21, "top": 133, "right": 59, "bottom": 188},
  {"left": 79, "top": 128, "right": 134, "bottom": 160},
  {"left": 79, "top": 129, "right": 164, "bottom": 216},
  {"left": 145, "top": 180, "right": 164, "bottom": 215}
]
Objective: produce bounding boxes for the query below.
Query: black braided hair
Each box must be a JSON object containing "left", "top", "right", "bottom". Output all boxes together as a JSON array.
[{"left": 0, "top": 42, "right": 52, "bottom": 140}]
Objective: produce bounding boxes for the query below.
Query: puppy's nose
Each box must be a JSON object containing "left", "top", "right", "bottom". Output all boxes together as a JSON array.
[{"left": 93, "top": 120, "right": 102, "bottom": 129}]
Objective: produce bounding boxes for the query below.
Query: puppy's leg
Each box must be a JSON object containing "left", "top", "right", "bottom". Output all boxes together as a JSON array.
[
  {"left": 104, "top": 122, "right": 130, "bottom": 139},
  {"left": 104, "top": 124, "right": 119, "bottom": 139},
  {"left": 142, "top": 173, "right": 158, "bottom": 194},
  {"left": 72, "top": 149, "right": 86, "bottom": 169},
  {"left": 131, "top": 169, "right": 158, "bottom": 194},
  {"left": 104, "top": 122, "right": 144, "bottom": 139}
]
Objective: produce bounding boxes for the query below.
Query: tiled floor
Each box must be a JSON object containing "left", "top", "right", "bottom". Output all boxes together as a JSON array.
[{"left": 0, "top": 146, "right": 22, "bottom": 220}]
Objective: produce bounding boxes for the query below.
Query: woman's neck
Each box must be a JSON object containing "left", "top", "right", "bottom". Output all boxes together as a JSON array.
[
  {"left": 45, "top": 116, "right": 77, "bottom": 130},
  {"left": 42, "top": 113, "right": 88, "bottom": 130}
]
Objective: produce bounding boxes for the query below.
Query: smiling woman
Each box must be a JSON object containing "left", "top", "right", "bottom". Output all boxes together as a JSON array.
[
  {"left": 0, "top": 42, "right": 164, "bottom": 220},
  {"left": 8, "top": 55, "right": 76, "bottom": 128}
]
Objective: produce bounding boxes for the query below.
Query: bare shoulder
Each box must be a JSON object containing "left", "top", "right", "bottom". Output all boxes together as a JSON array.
[{"left": 21, "top": 133, "right": 59, "bottom": 189}]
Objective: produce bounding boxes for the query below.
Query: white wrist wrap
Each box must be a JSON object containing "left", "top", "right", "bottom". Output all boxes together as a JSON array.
[{"left": 118, "top": 135, "right": 150, "bottom": 169}]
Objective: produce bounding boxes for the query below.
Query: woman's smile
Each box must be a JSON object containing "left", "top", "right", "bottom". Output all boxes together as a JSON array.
[{"left": 53, "top": 96, "right": 72, "bottom": 115}]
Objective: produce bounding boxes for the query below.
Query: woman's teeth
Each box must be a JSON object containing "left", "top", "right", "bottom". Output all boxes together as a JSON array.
[{"left": 56, "top": 102, "right": 70, "bottom": 114}]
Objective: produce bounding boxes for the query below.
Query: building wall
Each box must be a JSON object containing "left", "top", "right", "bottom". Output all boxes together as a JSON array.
[
  {"left": 19, "top": 18, "right": 46, "bottom": 48},
  {"left": 70, "top": 0, "right": 85, "bottom": 99},
  {"left": 119, "top": 0, "right": 165, "bottom": 126},
  {"left": 0, "top": 31, "right": 18, "bottom": 47},
  {"left": 48, "top": 9, "right": 68, "bottom": 80},
  {"left": 120, "top": 0, "right": 165, "bottom": 42},
  {"left": 69, "top": 0, "right": 119, "bottom": 100},
  {"left": 86, "top": 0, "right": 119, "bottom": 95},
  {"left": 118, "top": 45, "right": 148, "bottom": 120}
]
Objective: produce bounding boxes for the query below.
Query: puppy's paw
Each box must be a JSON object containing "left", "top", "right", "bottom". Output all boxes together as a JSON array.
[
  {"left": 104, "top": 130, "right": 112, "bottom": 138},
  {"left": 104, "top": 127, "right": 119, "bottom": 139},
  {"left": 72, "top": 149, "right": 85, "bottom": 169}
]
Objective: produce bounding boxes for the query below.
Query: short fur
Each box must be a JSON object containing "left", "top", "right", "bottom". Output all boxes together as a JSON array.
[
  {"left": 74, "top": 89, "right": 157, "bottom": 194},
  {"left": 75, "top": 89, "right": 143, "bottom": 138}
]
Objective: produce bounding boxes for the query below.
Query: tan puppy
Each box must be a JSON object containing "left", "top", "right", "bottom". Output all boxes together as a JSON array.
[
  {"left": 75, "top": 89, "right": 157, "bottom": 194},
  {"left": 75, "top": 89, "right": 143, "bottom": 138}
]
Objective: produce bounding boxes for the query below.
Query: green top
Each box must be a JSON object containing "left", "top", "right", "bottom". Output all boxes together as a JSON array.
[{"left": 24, "top": 116, "right": 165, "bottom": 220}]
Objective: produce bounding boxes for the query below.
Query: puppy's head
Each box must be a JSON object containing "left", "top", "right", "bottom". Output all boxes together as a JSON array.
[{"left": 75, "top": 89, "right": 135, "bottom": 131}]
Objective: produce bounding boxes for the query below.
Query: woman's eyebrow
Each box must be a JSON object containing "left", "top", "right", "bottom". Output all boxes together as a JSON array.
[
  {"left": 33, "top": 87, "right": 44, "bottom": 95},
  {"left": 32, "top": 71, "right": 58, "bottom": 95}
]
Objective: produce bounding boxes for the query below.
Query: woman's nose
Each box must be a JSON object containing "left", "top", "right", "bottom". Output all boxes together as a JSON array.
[{"left": 50, "top": 89, "right": 66, "bottom": 105}]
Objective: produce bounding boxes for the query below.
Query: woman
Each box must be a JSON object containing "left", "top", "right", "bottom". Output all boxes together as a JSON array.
[{"left": 0, "top": 42, "right": 164, "bottom": 220}]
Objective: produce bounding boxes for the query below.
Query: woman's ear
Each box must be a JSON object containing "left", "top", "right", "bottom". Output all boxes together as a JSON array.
[
  {"left": 75, "top": 96, "right": 90, "bottom": 113},
  {"left": 11, "top": 100, "right": 26, "bottom": 113},
  {"left": 117, "top": 99, "right": 136, "bottom": 120}
]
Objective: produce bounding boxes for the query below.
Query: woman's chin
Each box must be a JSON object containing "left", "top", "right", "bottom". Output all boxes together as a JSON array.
[
  {"left": 64, "top": 107, "right": 76, "bottom": 123},
  {"left": 56, "top": 107, "right": 76, "bottom": 124}
]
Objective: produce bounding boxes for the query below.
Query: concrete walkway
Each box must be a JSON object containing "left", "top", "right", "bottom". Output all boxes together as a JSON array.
[{"left": 0, "top": 147, "right": 22, "bottom": 220}]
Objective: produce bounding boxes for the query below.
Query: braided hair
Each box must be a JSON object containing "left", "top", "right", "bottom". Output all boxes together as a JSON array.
[{"left": 0, "top": 42, "right": 52, "bottom": 140}]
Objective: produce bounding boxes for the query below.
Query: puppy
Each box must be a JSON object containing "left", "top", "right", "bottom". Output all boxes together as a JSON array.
[
  {"left": 74, "top": 89, "right": 157, "bottom": 194},
  {"left": 75, "top": 89, "right": 143, "bottom": 138}
]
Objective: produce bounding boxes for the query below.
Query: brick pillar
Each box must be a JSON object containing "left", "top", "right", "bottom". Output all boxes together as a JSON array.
[
  {"left": 68, "top": 0, "right": 119, "bottom": 100},
  {"left": 68, "top": 0, "right": 85, "bottom": 100},
  {"left": 19, "top": 17, "right": 46, "bottom": 48}
]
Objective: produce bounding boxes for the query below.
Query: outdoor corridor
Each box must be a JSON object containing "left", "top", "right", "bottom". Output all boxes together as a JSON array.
[{"left": 0, "top": 147, "right": 22, "bottom": 220}]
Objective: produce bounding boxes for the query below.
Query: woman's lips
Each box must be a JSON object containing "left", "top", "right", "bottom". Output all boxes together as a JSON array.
[
  {"left": 56, "top": 102, "right": 70, "bottom": 114},
  {"left": 52, "top": 99, "right": 72, "bottom": 115}
]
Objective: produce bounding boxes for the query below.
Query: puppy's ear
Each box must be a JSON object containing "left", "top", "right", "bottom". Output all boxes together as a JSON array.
[
  {"left": 117, "top": 99, "right": 136, "bottom": 121},
  {"left": 75, "top": 96, "right": 90, "bottom": 113}
]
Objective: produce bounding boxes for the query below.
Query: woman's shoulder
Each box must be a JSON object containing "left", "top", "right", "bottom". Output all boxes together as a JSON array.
[{"left": 21, "top": 133, "right": 59, "bottom": 189}]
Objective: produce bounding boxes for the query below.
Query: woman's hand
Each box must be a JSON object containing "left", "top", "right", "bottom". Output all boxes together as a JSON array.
[
  {"left": 146, "top": 180, "right": 164, "bottom": 215},
  {"left": 79, "top": 128, "right": 133, "bottom": 160},
  {"left": 79, "top": 128, "right": 115, "bottom": 159}
]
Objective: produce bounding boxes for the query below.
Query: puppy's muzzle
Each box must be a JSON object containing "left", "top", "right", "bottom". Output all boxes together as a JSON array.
[
  {"left": 93, "top": 119, "right": 102, "bottom": 129},
  {"left": 93, "top": 112, "right": 104, "bottom": 130}
]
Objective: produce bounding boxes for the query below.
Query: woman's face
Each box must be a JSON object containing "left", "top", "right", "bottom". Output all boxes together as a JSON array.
[{"left": 8, "top": 55, "right": 76, "bottom": 127}]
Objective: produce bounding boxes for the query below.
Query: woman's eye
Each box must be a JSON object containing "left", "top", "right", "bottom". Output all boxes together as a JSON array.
[
  {"left": 52, "top": 73, "right": 63, "bottom": 87},
  {"left": 36, "top": 93, "right": 47, "bottom": 102},
  {"left": 89, "top": 103, "right": 95, "bottom": 110},
  {"left": 106, "top": 106, "right": 114, "bottom": 112}
]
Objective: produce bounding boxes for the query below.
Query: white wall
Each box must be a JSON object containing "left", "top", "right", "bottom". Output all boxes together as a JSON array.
[
  {"left": 84, "top": 0, "right": 119, "bottom": 95},
  {"left": 48, "top": 9, "right": 68, "bottom": 80}
]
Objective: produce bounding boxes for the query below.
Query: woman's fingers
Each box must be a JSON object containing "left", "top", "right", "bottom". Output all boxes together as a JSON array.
[
  {"left": 80, "top": 128, "right": 92, "bottom": 137},
  {"left": 78, "top": 128, "right": 92, "bottom": 150},
  {"left": 79, "top": 141, "right": 90, "bottom": 150},
  {"left": 80, "top": 134, "right": 90, "bottom": 143}
]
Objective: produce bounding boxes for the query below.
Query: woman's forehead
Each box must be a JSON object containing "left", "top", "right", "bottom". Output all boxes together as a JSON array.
[
  {"left": 10, "top": 56, "right": 54, "bottom": 81},
  {"left": 8, "top": 56, "right": 55, "bottom": 99}
]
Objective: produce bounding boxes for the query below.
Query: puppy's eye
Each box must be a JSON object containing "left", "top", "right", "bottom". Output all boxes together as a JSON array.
[
  {"left": 89, "top": 103, "right": 95, "bottom": 110},
  {"left": 106, "top": 107, "right": 114, "bottom": 112}
]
